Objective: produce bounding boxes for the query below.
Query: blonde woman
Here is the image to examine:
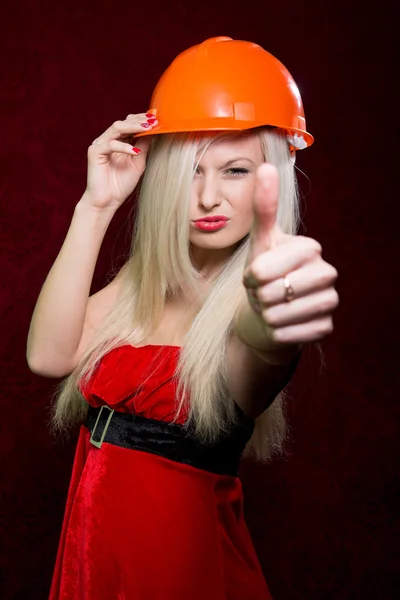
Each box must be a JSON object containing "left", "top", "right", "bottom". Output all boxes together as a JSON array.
[{"left": 28, "top": 37, "right": 339, "bottom": 600}]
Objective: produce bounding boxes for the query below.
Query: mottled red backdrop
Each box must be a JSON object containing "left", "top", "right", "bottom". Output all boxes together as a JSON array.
[{"left": 1, "top": 1, "right": 398, "bottom": 598}]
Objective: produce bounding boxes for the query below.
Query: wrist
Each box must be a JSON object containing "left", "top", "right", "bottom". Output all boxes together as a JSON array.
[
  {"left": 233, "top": 299, "right": 302, "bottom": 365},
  {"left": 251, "top": 341, "right": 303, "bottom": 365},
  {"left": 75, "top": 195, "right": 117, "bottom": 220}
]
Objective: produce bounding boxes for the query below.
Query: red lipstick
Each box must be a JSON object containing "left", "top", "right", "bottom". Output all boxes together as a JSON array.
[
  {"left": 194, "top": 215, "right": 228, "bottom": 222},
  {"left": 193, "top": 216, "right": 229, "bottom": 231}
]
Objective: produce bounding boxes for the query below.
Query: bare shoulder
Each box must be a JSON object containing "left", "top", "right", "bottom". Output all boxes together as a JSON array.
[
  {"left": 72, "top": 263, "right": 128, "bottom": 367},
  {"left": 87, "top": 263, "right": 127, "bottom": 323}
]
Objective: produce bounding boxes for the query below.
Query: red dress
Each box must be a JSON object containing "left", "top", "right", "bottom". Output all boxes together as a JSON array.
[{"left": 49, "top": 344, "right": 274, "bottom": 600}]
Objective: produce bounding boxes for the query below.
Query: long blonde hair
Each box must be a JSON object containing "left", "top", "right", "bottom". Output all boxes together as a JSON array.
[{"left": 48, "top": 126, "right": 303, "bottom": 463}]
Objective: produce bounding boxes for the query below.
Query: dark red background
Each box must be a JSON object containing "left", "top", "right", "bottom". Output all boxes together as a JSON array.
[{"left": 1, "top": 1, "right": 398, "bottom": 598}]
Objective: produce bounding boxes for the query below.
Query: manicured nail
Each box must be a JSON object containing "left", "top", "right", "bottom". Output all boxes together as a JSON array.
[
  {"left": 141, "top": 122, "right": 150, "bottom": 128},
  {"left": 147, "top": 118, "right": 156, "bottom": 123},
  {"left": 146, "top": 113, "right": 155, "bottom": 118},
  {"left": 132, "top": 147, "right": 141, "bottom": 154}
]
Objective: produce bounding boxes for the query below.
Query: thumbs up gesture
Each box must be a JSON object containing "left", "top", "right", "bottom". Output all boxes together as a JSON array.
[{"left": 242, "top": 163, "right": 339, "bottom": 349}]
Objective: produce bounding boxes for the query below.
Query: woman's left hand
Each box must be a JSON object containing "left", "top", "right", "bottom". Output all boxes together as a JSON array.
[{"left": 243, "top": 163, "right": 339, "bottom": 347}]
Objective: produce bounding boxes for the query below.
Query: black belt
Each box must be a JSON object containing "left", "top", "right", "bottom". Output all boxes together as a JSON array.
[{"left": 84, "top": 404, "right": 255, "bottom": 477}]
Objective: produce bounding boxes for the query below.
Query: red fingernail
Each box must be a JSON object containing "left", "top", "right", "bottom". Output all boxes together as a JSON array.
[
  {"left": 145, "top": 113, "right": 154, "bottom": 118},
  {"left": 132, "top": 147, "right": 141, "bottom": 154},
  {"left": 147, "top": 118, "right": 156, "bottom": 123}
]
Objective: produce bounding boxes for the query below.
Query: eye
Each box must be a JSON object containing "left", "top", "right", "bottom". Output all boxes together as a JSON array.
[{"left": 226, "top": 168, "right": 249, "bottom": 176}]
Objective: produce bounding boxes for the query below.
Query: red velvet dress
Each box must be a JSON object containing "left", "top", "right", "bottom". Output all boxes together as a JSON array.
[{"left": 49, "top": 344, "right": 274, "bottom": 600}]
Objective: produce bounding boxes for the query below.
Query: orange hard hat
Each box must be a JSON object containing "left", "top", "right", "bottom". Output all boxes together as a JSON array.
[{"left": 135, "top": 36, "right": 313, "bottom": 150}]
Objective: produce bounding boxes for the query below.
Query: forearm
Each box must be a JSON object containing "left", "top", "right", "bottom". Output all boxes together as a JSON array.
[{"left": 233, "top": 299, "right": 302, "bottom": 365}]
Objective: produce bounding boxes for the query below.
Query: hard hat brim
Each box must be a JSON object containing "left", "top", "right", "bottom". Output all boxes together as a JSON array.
[{"left": 135, "top": 122, "right": 314, "bottom": 148}]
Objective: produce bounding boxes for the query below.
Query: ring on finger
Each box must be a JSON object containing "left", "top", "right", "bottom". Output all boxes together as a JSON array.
[{"left": 283, "top": 275, "right": 295, "bottom": 302}]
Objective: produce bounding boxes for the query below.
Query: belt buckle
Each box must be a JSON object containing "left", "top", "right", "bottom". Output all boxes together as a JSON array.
[{"left": 90, "top": 405, "right": 115, "bottom": 449}]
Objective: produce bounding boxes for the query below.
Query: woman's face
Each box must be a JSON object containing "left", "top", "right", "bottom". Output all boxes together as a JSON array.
[{"left": 189, "top": 131, "right": 265, "bottom": 275}]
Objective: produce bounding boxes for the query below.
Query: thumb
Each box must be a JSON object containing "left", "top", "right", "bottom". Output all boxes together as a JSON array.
[
  {"left": 250, "top": 163, "right": 281, "bottom": 260},
  {"left": 133, "top": 135, "right": 152, "bottom": 156},
  {"left": 131, "top": 136, "right": 153, "bottom": 175}
]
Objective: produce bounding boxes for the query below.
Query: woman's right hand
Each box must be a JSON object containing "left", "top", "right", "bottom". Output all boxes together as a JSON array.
[{"left": 82, "top": 113, "right": 157, "bottom": 212}]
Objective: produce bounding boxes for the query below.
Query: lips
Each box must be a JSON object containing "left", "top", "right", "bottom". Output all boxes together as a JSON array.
[{"left": 194, "top": 216, "right": 228, "bottom": 222}]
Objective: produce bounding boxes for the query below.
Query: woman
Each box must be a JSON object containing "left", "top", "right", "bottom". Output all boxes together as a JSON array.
[{"left": 27, "top": 37, "right": 339, "bottom": 599}]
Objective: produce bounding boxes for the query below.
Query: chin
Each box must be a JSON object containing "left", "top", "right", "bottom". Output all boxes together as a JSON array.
[{"left": 190, "top": 235, "right": 247, "bottom": 251}]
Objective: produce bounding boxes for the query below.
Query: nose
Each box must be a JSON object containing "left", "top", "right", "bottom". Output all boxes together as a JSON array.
[{"left": 196, "top": 174, "right": 222, "bottom": 209}]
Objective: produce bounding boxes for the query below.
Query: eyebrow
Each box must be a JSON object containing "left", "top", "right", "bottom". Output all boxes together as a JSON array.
[
  {"left": 222, "top": 157, "right": 256, "bottom": 167},
  {"left": 196, "top": 157, "right": 256, "bottom": 168}
]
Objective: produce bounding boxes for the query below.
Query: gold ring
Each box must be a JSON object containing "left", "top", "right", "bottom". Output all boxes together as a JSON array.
[{"left": 283, "top": 276, "right": 295, "bottom": 302}]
